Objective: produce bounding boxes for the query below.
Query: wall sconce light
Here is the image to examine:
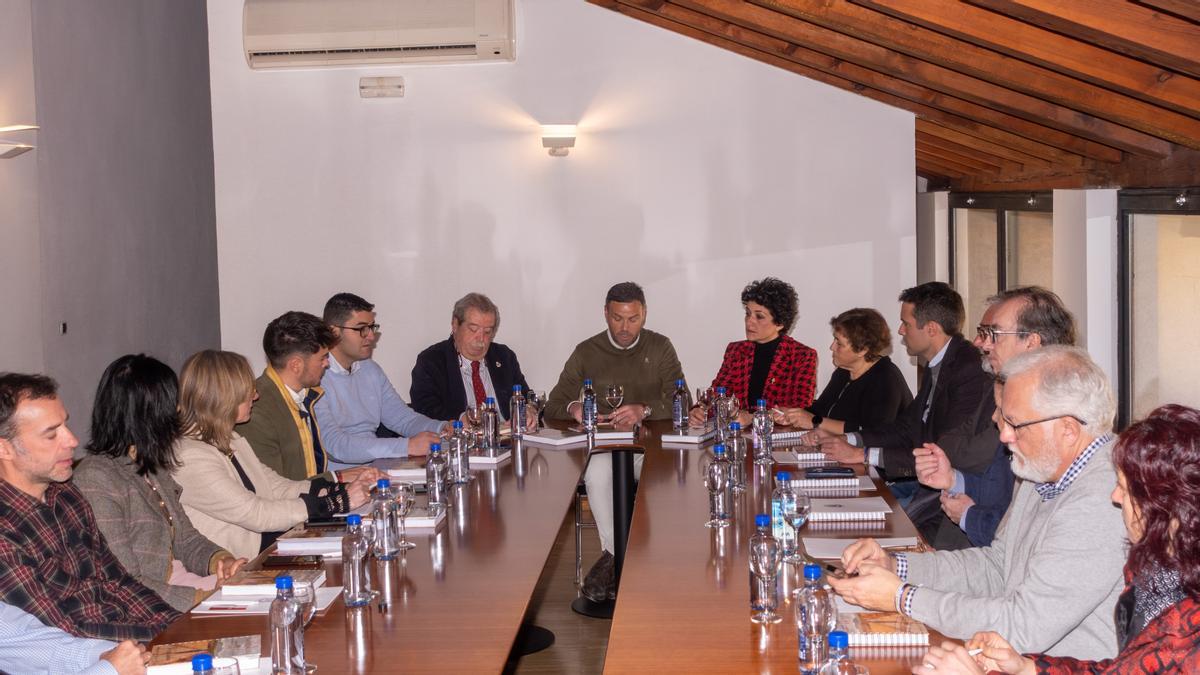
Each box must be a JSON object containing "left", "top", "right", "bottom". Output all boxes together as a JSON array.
[
  {"left": 1176, "top": 192, "right": 1188, "bottom": 207},
  {"left": 541, "top": 124, "right": 576, "bottom": 157},
  {"left": 0, "top": 124, "right": 38, "bottom": 159}
]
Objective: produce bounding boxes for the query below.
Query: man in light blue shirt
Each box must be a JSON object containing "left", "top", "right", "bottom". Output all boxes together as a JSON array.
[
  {"left": 0, "top": 601, "right": 147, "bottom": 674},
  {"left": 315, "top": 293, "right": 449, "bottom": 469}
]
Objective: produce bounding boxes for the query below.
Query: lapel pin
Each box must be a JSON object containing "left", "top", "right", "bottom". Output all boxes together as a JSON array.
[{"left": 495, "top": 361, "right": 501, "bottom": 368}]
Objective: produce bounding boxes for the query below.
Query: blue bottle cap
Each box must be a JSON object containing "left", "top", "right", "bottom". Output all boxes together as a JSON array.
[
  {"left": 713, "top": 444, "right": 726, "bottom": 455},
  {"left": 754, "top": 514, "right": 770, "bottom": 527},
  {"left": 430, "top": 443, "right": 441, "bottom": 454},
  {"left": 776, "top": 471, "right": 791, "bottom": 481},
  {"left": 191, "top": 654, "right": 213, "bottom": 672},
  {"left": 675, "top": 379, "right": 684, "bottom": 387},
  {"left": 803, "top": 563, "right": 822, "bottom": 581},
  {"left": 584, "top": 378, "right": 592, "bottom": 386},
  {"left": 452, "top": 420, "right": 463, "bottom": 429},
  {"left": 513, "top": 384, "right": 522, "bottom": 392},
  {"left": 757, "top": 398, "right": 768, "bottom": 407},
  {"left": 485, "top": 396, "right": 495, "bottom": 405},
  {"left": 275, "top": 575, "right": 294, "bottom": 590},
  {"left": 729, "top": 421, "right": 741, "bottom": 431},
  {"left": 377, "top": 478, "right": 391, "bottom": 489},
  {"left": 346, "top": 514, "right": 362, "bottom": 526},
  {"left": 716, "top": 386, "right": 727, "bottom": 395},
  {"left": 828, "top": 631, "right": 849, "bottom": 649}
]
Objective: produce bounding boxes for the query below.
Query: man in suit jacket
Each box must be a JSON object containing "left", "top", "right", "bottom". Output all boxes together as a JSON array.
[{"left": 410, "top": 293, "right": 536, "bottom": 427}]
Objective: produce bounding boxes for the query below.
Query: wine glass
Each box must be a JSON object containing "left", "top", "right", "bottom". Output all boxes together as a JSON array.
[
  {"left": 704, "top": 460, "right": 731, "bottom": 528},
  {"left": 210, "top": 658, "right": 241, "bottom": 675},
  {"left": 749, "top": 536, "right": 783, "bottom": 624},
  {"left": 394, "top": 482, "right": 417, "bottom": 551},
  {"left": 605, "top": 384, "right": 624, "bottom": 413},
  {"left": 464, "top": 402, "right": 483, "bottom": 429},
  {"left": 292, "top": 581, "right": 318, "bottom": 627},
  {"left": 783, "top": 492, "right": 812, "bottom": 564}
]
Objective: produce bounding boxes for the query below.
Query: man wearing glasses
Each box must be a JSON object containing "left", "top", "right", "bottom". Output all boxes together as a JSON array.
[
  {"left": 830, "top": 346, "right": 1125, "bottom": 661},
  {"left": 913, "top": 286, "right": 1076, "bottom": 549},
  {"left": 314, "top": 293, "right": 448, "bottom": 466}
]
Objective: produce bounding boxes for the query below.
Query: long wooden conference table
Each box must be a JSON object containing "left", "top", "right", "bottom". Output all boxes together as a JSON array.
[{"left": 152, "top": 421, "right": 936, "bottom": 673}]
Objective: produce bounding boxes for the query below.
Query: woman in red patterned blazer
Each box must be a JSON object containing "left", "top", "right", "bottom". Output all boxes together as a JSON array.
[
  {"left": 918, "top": 404, "right": 1200, "bottom": 675},
  {"left": 690, "top": 278, "right": 817, "bottom": 426}
]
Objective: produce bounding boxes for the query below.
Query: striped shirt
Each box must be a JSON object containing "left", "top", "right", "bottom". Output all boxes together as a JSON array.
[
  {"left": 0, "top": 601, "right": 116, "bottom": 674},
  {"left": 1035, "top": 434, "right": 1112, "bottom": 501}
]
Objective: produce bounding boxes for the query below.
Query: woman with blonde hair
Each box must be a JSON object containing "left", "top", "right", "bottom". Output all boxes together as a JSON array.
[{"left": 173, "top": 350, "right": 374, "bottom": 559}]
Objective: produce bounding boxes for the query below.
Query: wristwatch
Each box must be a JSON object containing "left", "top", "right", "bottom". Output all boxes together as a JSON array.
[
  {"left": 641, "top": 404, "right": 652, "bottom": 419},
  {"left": 810, "top": 414, "right": 824, "bottom": 427}
]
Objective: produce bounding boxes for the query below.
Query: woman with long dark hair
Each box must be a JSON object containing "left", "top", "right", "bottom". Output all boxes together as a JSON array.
[
  {"left": 919, "top": 404, "right": 1200, "bottom": 674},
  {"left": 74, "top": 354, "right": 245, "bottom": 612}
]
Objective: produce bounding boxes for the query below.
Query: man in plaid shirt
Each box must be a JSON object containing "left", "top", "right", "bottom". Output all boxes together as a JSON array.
[{"left": 0, "top": 372, "right": 179, "bottom": 641}]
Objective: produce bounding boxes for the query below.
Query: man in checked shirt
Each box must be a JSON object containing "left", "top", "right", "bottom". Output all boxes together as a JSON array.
[{"left": 0, "top": 372, "right": 179, "bottom": 641}]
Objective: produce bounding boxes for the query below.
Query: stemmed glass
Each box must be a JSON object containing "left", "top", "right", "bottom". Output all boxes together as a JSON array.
[
  {"left": 292, "top": 580, "right": 318, "bottom": 627},
  {"left": 605, "top": 384, "right": 624, "bottom": 413},
  {"left": 529, "top": 390, "right": 548, "bottom": 429},
  {"left": 394, "top": 482, "right": 417, "bottom": 551},
  {"left": 696, "top": 387, "right": 715, "bottom": 421},
  {"left": 749, "top": 534, "right": 783, "bottom": 624},
  {"left": 783, "top": 491, "right": 812, "bottom": 564},
  {"left": 704, "top": 459, "right": 731, "bottom": 528}
]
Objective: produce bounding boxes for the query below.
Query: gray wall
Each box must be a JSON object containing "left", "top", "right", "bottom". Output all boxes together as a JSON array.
[{"left": 21, "top": 0, "right": 220, "bottom": 430}]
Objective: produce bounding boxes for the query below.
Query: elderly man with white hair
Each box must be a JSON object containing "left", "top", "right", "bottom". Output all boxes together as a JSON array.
[{"left": 829, "top": 346, "right": 1126, "bottom": 660}]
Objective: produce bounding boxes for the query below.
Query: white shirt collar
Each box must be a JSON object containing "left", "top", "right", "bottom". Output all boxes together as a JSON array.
[
  {"left": 327, "top": 356, "right": 360, "bottom": 375},
  {"left": 283, "top": 382, "right": 307, "bottom": 407},
  {"left": 607, "top": 330, "right": 641, "bottom": 351},
  {"left": 927, "top": 338, "right": 952, "bottom": 368}
]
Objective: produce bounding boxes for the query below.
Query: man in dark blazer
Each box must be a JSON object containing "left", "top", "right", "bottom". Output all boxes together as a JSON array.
[{"left": 410, "top": 293, "right": 535, "bottom": 426}]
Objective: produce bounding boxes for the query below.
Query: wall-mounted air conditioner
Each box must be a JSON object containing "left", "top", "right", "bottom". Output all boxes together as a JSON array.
[{"left": 243, "top": 0, "right": 515, "bottom": 69}]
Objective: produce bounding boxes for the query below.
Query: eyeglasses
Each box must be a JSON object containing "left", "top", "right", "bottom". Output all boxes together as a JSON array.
[
  {"left": 998, "top": 412, "right": 1088, "bottom": 433},
  {"left": 335, "top": 323, "right": 381, "bottom": 338},
  {"left": 976, "top": 325, "right": 1031, "bottom": 344}
]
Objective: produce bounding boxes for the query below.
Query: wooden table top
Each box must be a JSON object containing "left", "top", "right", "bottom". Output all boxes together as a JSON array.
[
  {"left": 151, "top": 441, "right": 588, "bottom": 673},
  {"left": 603, "top": 421, "right": 934, "bottom": 674}
]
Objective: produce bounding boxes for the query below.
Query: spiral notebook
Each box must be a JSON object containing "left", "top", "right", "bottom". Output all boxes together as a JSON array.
[
  {"left": 660, "top": 426, "right": 717, "bottom": 444},
  {"left": 835, "top": 611, "right": 929, "bottom": 646},
  {"left": 808, "top": 496, "right": 892, "bottom": 522}
]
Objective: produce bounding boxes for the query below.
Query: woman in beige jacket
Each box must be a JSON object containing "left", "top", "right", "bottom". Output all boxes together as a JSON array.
[{"left": 173, "top": 350, "right": 374, "bottom": 560}]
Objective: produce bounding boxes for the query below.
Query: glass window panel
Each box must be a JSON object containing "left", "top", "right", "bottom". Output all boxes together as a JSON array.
[
  {"left": 953, "top": 208, "right": 998, "bottom": 332},
  {"left": 1130, "top": 213, "right": 1200, "bottom": 419},
  {"left": 1005, "top": 210, "right": 1053, "bottom": 290}
]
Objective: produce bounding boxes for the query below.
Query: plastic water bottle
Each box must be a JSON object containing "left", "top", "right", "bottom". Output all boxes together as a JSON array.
[
  {"left": 705, "top": 444, "right": 733, "bottom": 526},
  {"left": 726, "top": 422, "right": 747, "bottom": 492},
  {"left": 581, "top": 378, "right": 597, "bottom": 431},
  {"left": 447, "top": 420, "right": 471, "bottom": 484},
  {"left": 341, "top": 514, "right": 372, "bottom": 608},
  {"left": 714, "top": 386, "right": 731, "bottom": 442},
  {"left": 753, "top": 399, "right": 775, "bottom": 465},
  {"left": 191, "top": 654, "right": 214, "bottom": 674},
  {"left": 269, "top": 575, "right": 306, "bottom": 674},
  {"left": 481, "top": 396, "right": 500, "bottom": 455},
  {"left": 426, "top": 443, "right": 448, "bottom": 510},
  {"left": 671, "top": 379, "right": 689, "bottom": 430},
  {"left": 509, "top": 385, "right": 526, "bottom": 438},
  {"left": 748, "top": 513, "right": 783, "bottom": 624},
  {"left": 796, "top": 563, "right": 836, "bottom": 674},
  {"left": 818, "top": 631, "right": 856, "bottom": 675},
  {"left": 371, "top": 478, "right": 400, "bottom": 560},
  {"left": 771, "top": 471, "right": 798, "bottom": 559}
]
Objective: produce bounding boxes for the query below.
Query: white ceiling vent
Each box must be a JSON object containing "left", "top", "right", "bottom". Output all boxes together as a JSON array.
[{"left": 243, "top": 0, "right": 515, "bottom": 69}]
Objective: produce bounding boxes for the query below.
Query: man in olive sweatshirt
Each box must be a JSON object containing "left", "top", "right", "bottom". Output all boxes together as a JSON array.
[{"left": 547, "top": 281, "right": 685, "bottom": 603}]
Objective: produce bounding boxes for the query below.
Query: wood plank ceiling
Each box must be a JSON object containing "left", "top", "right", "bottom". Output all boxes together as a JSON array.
[{"left": 587, "top": 0, "right": 1200, "bottom": 191}]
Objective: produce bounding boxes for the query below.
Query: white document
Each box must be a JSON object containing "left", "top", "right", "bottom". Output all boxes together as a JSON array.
[
  {"left": 802, "top": 536, "right": 921, "bottom": 559},
  {"left": 192, "top": 586, "right": 342, "bottom": 616}
]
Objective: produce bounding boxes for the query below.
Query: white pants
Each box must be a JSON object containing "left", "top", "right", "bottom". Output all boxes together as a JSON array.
[{"left": 584, "top": 452, "right": 645, "bottom": 553}]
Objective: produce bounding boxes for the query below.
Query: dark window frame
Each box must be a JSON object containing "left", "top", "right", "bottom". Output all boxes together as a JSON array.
[
  {"left": 948, "top": 192, "right": 1053, "bottom": 295},
  {"left": 1116, "top": 188, "right": 1200, "bottom": 430}
]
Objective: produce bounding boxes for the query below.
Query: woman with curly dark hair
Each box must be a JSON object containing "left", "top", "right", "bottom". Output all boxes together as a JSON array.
[
  {"left": 690, "top": 277, "right": 818, "bottom": 425},
  {"left": 919, "top": 403, "right": 1200, "bottom": 674},
  {"left": 774, "top": 307, "right": 912, "bottom": 434}
]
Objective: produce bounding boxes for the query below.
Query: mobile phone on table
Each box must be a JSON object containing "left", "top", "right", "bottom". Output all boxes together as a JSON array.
[
  {"left": 262, "top": 554, "right": 323, "bottom": 568},
  {"left": 804, "top": 466, "right": 856, "bottom": 478}
]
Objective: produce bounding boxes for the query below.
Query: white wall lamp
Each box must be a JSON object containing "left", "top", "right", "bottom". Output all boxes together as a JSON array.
[
  {"left": 541, "top": 124, "right": 576, "bottom": 157},
  {"left": 0, "top": 124, "right": 38, "bottom": 159}
]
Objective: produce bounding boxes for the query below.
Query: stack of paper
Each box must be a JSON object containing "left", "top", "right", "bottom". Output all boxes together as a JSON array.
[
  {"left": 221, "top": 568, "right": 326, "bottom": 596},
  {"left": 275, "top": 528, "right": 344, "bottom": 556},
  {"left": 808, "top": 496, "right": 892, "bottom": 522},
  {"left": 772, "top": 450, "right": 833, "bottom": 464},
  {"left": 148, "top": 635, "right": 261, "bottom": 672},
  {"left": 801, "top": 536, "right": 920, "bottom": 559},
  {"left": 836, "top": 612, "right": 929, "bottom": 646},
  {"left": 192, "top": 586, "right": 341, "bottom": 616},
  {"left": 660, "top": 426, "right": 717, "bottom": 444},
  {"left": 521, "top": 428, "right": 634, "bottom": 447},
  {"left": 787, "top": 475, "right": 875, "bottom": 491}
]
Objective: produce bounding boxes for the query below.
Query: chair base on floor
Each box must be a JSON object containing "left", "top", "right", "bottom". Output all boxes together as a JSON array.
[
  {"left": 514, "top": 623, "right": 556, "bottom": 654},
  {"left": 570, "top": 595, "right": 614, "bottom": 619}
]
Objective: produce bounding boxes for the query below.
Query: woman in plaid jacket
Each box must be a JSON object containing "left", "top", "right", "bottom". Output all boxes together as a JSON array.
[{"left": 919, "top": 404, "right": 1200, "bottom": 675}]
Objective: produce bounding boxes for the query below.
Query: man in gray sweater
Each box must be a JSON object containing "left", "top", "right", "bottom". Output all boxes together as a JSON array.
[{"left": 830, "top": 346, "right": 1125, "bottom": 660}]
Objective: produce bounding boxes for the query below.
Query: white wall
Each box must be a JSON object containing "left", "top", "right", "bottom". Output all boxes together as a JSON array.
[
  {"left": 207, "top": 0, "right": 917, "bottom": 399},
  {"left": 0, "top": 0, "right": 43, "bottom": 374}
]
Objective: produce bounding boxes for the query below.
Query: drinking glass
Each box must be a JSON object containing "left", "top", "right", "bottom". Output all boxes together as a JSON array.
[
  {"left": 696, "top": 387, "right": 714, "bottom": 417},
  {"left": 211, "top": 658, "right": 241, "bottom": 675},
  {"left": 292, "top": 581, "right": 317, "bottom": 627},
  {"left": 394, "top": 482, "right": 417, "bottom": 551},
  {"left": 464, "top": 403, "right": 483, "bottom": 430},
  {"left": 783, "top": 492, "right": 811, "bottom": 564},
  {"left": 703, "top": 461, "right": 731, "bottom": 528},
  {"left": 749, "top": 539, "right": 783, "bottom": 624},
  {"left": 605, "top": 384, "right": 624, "bottom": 412}
]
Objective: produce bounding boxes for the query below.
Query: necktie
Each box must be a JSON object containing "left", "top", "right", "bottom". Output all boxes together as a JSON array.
[
  {"left": 471, "top": 360, "right": 488, "bottom": 408},
  {"left": 299, "top": 390, "right": 326, "bottom": 474},
  {"left": 918, "top": 365, "right": 936, "bottom": 425}
]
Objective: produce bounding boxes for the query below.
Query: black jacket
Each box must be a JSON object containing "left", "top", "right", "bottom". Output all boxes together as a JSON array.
[
  {"left": 860, "top": 334, "right": 992, "bottom": 478},
  {"left": 409, "top": 337, "right": 531, "bottom": 421}
]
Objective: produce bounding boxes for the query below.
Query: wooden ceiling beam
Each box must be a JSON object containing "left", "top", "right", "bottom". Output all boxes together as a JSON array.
[
  {"left": 968, "top": 0, "right": 1200, "bottom": 79},
  {"left": 605, "top": 0, "right": 1114, "bottom": 162},
  {"left": 916, "top": 150, "right": 978, "bottom": 176},
  {"left": 948, "top": 145, "right": 1200, "bottom": 191},
  {"left": 850, "top": 0, "right": 1200, "bottom": 119},
  {"left": 916, "top": 139, "right": 1008, "bottom": 172},
  {"left": 915, "top": 129, "right": 1023, "bottom": 172},
  {"left": 750, "top": 0, "right": 1183, "bottom": 154},
  {"left": 1138, "top": 0, "right": 1200, "bottom": 24},
  {"left": 917, "top": 120, "right": 1052, "bottom": 168}
]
